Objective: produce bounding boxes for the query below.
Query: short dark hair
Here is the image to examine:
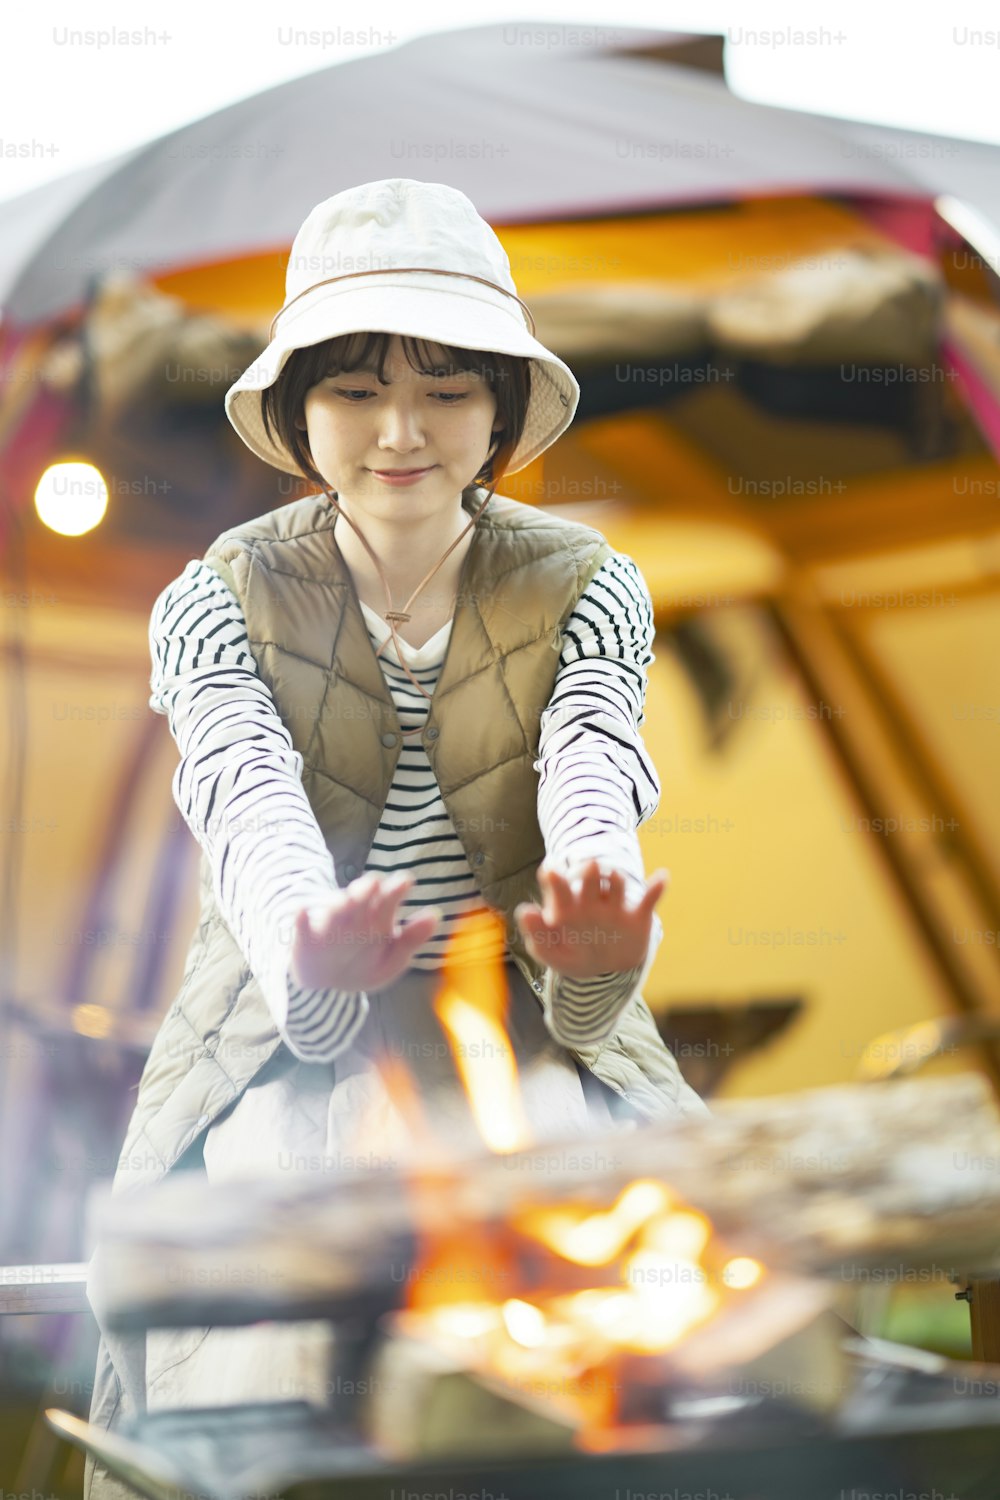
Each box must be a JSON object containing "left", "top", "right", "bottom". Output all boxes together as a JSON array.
[{"left": 260, "top": 331, "right": 531, "bottom": 492}]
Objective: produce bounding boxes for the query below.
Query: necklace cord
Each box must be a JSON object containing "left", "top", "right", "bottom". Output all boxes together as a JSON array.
[{"left": 323, "top": 486, "right": 493, "bottom": 730}]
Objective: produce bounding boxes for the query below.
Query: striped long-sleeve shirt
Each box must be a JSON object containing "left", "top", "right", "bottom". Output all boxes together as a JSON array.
[{"left": 149, "top": 551, "right": 664, "bottom": 1062}]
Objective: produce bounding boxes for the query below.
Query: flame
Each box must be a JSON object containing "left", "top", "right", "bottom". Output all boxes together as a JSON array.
[
  {"left": 502, "top": 1298, "right": 548, "bottom": 1347},
  {"left": 363, "top": 1050, "right": 443, "bottom": 1167},
  {"left": 405, "top": 1171, "right": 760, "bottom": 1402},
  {"left": 385, "top": 907, "right": 771, "bottom": 1442},
  {"left": 432, "top": 908, "right": 532, "bottom": 1154},
  {"left": 722, "top": 1256, "right": 764, "bottom": 1290},
  {"left": 367, "top": 911, "right": 530, "bottom": 1321},
  {"left": 514, "top": 1179, "right": 677, "bottom": 1266}
]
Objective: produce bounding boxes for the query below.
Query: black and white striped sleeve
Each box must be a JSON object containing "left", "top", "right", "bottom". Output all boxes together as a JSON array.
[
  {"left": 534, "top": 552, "right": 665, "bottom": 1049},
  {"left": 148, "top": 558, "right": 370, "bottom": 1062}
]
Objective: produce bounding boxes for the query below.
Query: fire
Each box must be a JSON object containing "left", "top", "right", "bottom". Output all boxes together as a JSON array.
[
  {"left": 432, "top": 908, "right": 532, "bottom": 1154},
  {"left": 383, "top": 911, "right": 772, "bottom": 1440},
  {"left": 501, "top": 1298, "right": 548, "bottom": 1347},
  {"left": 722, "top": 1256, "right": 764, "bottom": 1290},
  {"left": 508, "top": 1190, "right": 727, "bottom": 1356},
  {"left": 513, "top": 1179, "right": 677, "bottom": 1265}
]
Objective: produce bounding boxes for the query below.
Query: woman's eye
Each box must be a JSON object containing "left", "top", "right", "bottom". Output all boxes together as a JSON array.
[{"left": 330, "top": 388, "right": 468, "bottom": 403}]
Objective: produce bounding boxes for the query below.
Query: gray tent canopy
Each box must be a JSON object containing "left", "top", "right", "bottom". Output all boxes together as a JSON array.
[{"left": 0, "top": 21, "right": 974, "bottom": 327}]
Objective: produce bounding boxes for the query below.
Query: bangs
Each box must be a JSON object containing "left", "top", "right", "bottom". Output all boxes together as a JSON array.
[
  {"left": 319, "top": 332, "right": 504, "bottom": 383},
  {"left": 261, "top": 330, "right": 531, "bottom": 489}
]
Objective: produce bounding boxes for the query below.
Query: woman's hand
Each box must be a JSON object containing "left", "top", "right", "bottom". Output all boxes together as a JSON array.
[
  {"left": 514, "top": 859, "right": 669, "bottom": 981},
  {"left": 289, "top": 871, "right": 441, "bottom": 994}
]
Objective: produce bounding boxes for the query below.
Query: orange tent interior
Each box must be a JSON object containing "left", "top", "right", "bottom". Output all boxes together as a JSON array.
[{"left": 5, "top": 192, "right": 1000, "bottom": 1114}]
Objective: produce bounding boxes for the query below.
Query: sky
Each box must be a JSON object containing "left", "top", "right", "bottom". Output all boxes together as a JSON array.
[{"left": 1, "top": 1, "right": 998, "bottom": 206}]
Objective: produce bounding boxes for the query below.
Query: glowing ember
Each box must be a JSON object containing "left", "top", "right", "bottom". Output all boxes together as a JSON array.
[
  {"left": 722, "top": 1256, "right": 764, "bottom": 1290},
  {"left": 617, "top": 1253, "right": 721, "bottom": 1351},
  {"left": 429, "top": 1303, "right": 501, "bottom": 1339},
  {"left": 639, "top": 1207, "right": 711, "bottom": 1261},
  {"left": 502, "top": 1298, "right": 548, "bottom": 1347}
]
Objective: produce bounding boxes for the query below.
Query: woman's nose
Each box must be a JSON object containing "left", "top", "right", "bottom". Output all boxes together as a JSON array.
[{"left": 377, "top": 400, "right": 426, "bottom": 452}]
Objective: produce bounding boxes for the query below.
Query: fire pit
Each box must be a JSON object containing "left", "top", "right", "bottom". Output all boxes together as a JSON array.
[
  {"left": 46, "top": 1360, "right": 1000, "bottom": 1500},
  {"left": 47, "top": 1069, "right": 1000, "bottom": 1500},
  {"left": 46, "top": 924, "right": 1000, "bottom": 1499}
]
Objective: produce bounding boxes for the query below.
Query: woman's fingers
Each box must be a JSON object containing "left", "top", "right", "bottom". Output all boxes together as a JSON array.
[
  {"left": 541, "top": 862, "right": 665, "bottom": 932},
  {"left": 638, "top": 868, "right": 670, "bottom": 914},
  {"left": 578, "top": 858, "right": 606, "bottom": 903},
  {"left": 395, "top": 907, "right": 442, "bottom": 953},
  {"left": 366, "top": 907, "right": 442, "bottom": 990},
  {"left": 515, "top": 912, "right": 550, "bottom": 967},
  {"left": 538, "top": 865, "right": 573, "bottom": 923},
  {"left": 514, "top": 902, "right": 544, "bottom": 938},
  {"left": 298, "top": 873, "right": 443, "bottom": 993},
  {"left": 366, "top": 871, "right": 412, "bottom": 926},
  {"left": 318, "top": 872, "right": 407, "bottom": 930},
  {"left": 539, "top": 860, "right": 636, "bottom": 918},
  {"left": 513, "top": 861, "right": 669, "bottom": 981}
]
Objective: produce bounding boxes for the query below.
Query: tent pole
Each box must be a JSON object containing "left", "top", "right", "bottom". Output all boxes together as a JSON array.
[{"left": 765, "top": 581, "right": 1000, "bottom": 1097}]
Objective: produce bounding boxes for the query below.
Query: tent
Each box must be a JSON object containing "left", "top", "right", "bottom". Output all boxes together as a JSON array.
[{"left": 2, "top": 21, "right": 1000, "bottom": 1268}]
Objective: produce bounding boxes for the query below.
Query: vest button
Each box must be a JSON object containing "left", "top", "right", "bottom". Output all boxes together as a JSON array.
[
  {"left": 343, "top": 862, "right": 357, "bottom": 880},
  {"left": 472, "top": 851, "right": 485, "bottom": 867},
  {"left": 196, "top": 1114, "right": 210, "bottom": 1129},
  {"left": 532, "top": 980, "right": 543, "bottom": 993},
  {"left": 425, "top": 726, "right": 440, "bottom": 741},
  {"left": 381, "top": 732, "right": 397, "bottom": 747}
]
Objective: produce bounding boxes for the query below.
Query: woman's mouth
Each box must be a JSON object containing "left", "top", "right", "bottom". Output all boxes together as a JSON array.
[{"left": 370, "top": 466, "right": 436, "bottom": 486}]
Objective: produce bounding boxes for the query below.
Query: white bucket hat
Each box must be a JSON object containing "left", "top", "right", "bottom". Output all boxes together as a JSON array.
[{"left": 224, "top": 178, "right": 580, "bottom": 478}]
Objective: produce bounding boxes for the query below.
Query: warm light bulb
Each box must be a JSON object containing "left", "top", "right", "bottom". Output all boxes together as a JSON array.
[{"left": 34, "top": 461, "right": 108, "bottom": 536}]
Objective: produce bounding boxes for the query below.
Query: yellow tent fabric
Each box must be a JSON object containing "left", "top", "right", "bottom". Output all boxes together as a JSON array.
[{"left": 5, "top": 193, "right": 1000, "bottom": 1107}]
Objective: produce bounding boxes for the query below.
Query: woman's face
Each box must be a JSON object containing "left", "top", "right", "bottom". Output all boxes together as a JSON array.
[{"left": 295, "top": 333, "right": 502, "bottom": 519}]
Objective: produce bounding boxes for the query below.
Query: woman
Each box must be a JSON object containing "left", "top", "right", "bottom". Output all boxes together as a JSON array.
[{"left": 83, "top": 178, "right": 708, "bottom": 1500}]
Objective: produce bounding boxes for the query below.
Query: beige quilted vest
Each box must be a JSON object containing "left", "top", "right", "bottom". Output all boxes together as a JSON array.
[{"left": 113, "top": 488, "right": 700, "bottom": 1198}]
